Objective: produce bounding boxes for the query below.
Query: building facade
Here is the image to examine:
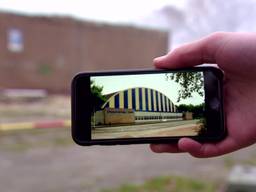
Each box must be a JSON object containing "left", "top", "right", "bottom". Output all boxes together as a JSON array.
[
  {"left": 93, "top": 87, "right": 182, "bottom": 125},
  {"left": 103, "top": 87, "right": 177, "bottom": 113},
  {"left": 0, "top": 12, "right": 168, "bottom": 93}
]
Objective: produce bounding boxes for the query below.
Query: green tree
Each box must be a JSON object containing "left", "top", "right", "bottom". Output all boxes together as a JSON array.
[
  {"left": 91, "top": 81, "right": 106, "bottom": 111},
  {"left": 166, "top": 72, "right": 204, "bottom": 102},
  {"left": 177, "top": 103, "right": 204, "bottom": 119}
]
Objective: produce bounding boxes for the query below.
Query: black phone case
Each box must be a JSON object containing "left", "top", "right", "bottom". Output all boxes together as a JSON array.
[{"left": 72, "top": 67, "right": 226, "bottom": 146}]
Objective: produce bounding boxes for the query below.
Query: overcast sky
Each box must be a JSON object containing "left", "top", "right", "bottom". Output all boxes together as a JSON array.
[{"left": 0, "top": 0, "right": 185, "bottom": 25}]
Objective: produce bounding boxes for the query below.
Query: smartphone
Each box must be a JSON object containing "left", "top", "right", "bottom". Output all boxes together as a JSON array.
[{"left": 72, "top": 67, "right": 225, "bottom": 146}]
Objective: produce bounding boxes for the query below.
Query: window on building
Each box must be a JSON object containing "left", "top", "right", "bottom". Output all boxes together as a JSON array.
[{"left": 7, "top": 28, "right": 24, "bottom": 52}]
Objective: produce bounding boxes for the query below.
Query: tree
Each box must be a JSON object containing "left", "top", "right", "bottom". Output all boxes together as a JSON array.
[
  {"left": 177, "top": 103, "right": 204, "bottom": 119},
  {"left": 166, "top": 72, "right": 204, "bottom": 102},
  {"left": 90, "top": 81, "right": 106, "bottom": 111}
]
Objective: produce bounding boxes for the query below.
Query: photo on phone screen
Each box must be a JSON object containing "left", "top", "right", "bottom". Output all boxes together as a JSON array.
[{"left": 90, "top": 71, "right": 206, "bottom": 140}]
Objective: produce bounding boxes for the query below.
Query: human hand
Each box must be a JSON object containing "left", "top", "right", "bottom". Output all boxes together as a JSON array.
[{"left": 150, "top": 32, "right": 256, "bottom": 158}]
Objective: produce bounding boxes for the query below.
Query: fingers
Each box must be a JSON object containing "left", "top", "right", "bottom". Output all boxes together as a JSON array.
[
  {"left": 154, "top": 32, "right": 228, "bottom": 69},
  {"left": 150, "top": 137, "right": 239, "bottom": 158},
  {"left": 177, "top": 138, "right": 219, "bottom": 158},
  {"left": 178, "top": 138, "right": 237, "bottom": 158},
  {"left": 150, "top": 143, "right": 183, "bottom": 153}
]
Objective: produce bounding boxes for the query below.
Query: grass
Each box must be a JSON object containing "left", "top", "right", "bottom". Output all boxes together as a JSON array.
[
  {"left": 242, "top": 155, "right": 256, "bottom": 166},
  {"left": 0, "top": 128, "right": 74, "bottom": 152},
  {"left": 0, "top": 110, "right": 69, "bottom": 119},
  {"left": 223, "top": 154, "right": 256, "bottom": 167},
  {"left": 101, "top": 176, "right": 218, "bottom": 192},
  {"left": 0, "top": 95, "right": 71, "bottom": 120},
  {"left": 223, "top": 157, "right": 235, "bottom": 169}
]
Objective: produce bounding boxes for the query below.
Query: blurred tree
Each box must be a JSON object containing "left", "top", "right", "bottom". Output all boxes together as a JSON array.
[
  {"left": 90, "top": 81, "right": 106, "bottom": 111},
  {"left": 166, "top": 72, "right": 204, "bottom": 102}
]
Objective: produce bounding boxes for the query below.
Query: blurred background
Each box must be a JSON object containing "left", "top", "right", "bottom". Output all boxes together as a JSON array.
[{"left": 0, "top": 0, "right": 256, "bottom": 192}]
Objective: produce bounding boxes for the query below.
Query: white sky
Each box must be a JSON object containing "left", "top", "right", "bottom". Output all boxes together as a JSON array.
[
  {"left": 91, "top": 73, "right": 204, "bottom": 105},
  {"left": 0, "top": 0, "right": 185, "bottom": 25}
]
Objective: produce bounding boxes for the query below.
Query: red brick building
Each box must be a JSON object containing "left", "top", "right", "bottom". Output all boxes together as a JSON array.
[{"left": 0, "top": 12, "right": 168, "bottom": 93}]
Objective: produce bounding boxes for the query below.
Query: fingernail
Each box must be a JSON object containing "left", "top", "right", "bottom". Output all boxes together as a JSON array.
[
  {"left": 150, "top": 144, "right": 163, "bottom": 153},
  {"left": 154, "top": 55, "right": 166, "bottom": 63}
]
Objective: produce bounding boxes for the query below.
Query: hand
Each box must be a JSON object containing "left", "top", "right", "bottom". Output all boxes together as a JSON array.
[{"left": 150, "top": 32, "right": 256, "bottom": 158}]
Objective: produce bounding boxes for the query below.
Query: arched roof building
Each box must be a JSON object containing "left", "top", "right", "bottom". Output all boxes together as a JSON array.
[{"left": 102, "top": 87, "right": 177, "bottom": 112}]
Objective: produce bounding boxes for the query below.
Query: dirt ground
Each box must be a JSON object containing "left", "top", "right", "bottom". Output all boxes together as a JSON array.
[
  {"left": 0, "top": 128, "right": 255, "bottom": 192},
  {"left": 92, "top": 120, "right": 200, "bottom": 139}
]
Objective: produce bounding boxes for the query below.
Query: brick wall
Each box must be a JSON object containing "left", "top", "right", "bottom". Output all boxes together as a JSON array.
[{"left": 0, "top": 12, "right": 168, "bottom": 93}]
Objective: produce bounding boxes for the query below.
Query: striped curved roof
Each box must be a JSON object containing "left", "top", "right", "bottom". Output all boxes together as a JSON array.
[{"left": 102, "top": 87, "right": 176, "bottom": 112}]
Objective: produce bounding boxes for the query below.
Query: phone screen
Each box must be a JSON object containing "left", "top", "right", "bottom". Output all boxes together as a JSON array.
[{"left": 90, "top": 71, "right": 206, "bottom": 140}]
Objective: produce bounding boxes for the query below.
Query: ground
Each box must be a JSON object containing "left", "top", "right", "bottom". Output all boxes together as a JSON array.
[
  {"left": 0, "top": 95, "right": 70, "bottom": 123},
  {"left": 0, "top": 96, "right": 255, "bottom": 192},
  {"left": 0, "top": 128, "right": 256, "bottom": 192},
  {"left": 92, "top": 120, "right": 201, "bottom": 139}
]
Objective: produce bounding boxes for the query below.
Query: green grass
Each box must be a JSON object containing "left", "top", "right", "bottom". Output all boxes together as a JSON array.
[
  {"left": 0, "top": 128, "right": 74, "bottom": 152},
  {"left": 101, "top": 176, "right": 218, "bottom": 192},
  {"left": 0, "top": 110, "right": 69, "bottom": 119},
  {"left": 223, "top": 157, "right": 235, "bottom": 169},
  {"left": 242, "top": 154, "right": 256, "bottom": 166}
]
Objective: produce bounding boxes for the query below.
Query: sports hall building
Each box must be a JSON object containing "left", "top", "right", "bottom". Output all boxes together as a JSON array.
[{"left": 93, "top": 87, "right": 182, "bottom": 125}]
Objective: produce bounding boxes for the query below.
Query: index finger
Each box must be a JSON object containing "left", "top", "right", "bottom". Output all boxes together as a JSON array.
[{"left": 154, "top": 32, "right": 228, "bottom": 69}]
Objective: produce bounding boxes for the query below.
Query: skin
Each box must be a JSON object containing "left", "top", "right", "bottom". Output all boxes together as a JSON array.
[{"left": 150, "top": 32, "right": 256, "bottom": 158}]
